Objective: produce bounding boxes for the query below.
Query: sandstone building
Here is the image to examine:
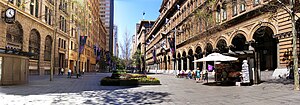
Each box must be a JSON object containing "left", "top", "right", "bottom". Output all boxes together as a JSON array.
[
  {"left": 0, "top": 0, "right": 107, "bottom": 75},
  {"left": 145, "top": 0, "right": 300, "bottom": 76}
]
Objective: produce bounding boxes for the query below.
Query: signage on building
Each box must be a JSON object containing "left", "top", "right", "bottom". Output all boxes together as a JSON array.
[{"left": 4, "top": 8, "right": 16, "bottom": 24}]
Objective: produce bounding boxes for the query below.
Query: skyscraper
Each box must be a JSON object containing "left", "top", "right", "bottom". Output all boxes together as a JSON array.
[{"left": 100, "top": 0, "right": 111, "bottom": 51}]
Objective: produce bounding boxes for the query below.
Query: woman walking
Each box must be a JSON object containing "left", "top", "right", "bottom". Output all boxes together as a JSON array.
[{"left": 195, "top": 67, "right": 201, "bottom": 83}]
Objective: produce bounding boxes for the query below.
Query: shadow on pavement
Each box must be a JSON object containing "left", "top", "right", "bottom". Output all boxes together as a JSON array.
[
  {"left": 49, "top": 90, "right": 171, "bottom": 105},
  {"left": 261, "top": 78, "right": 294, "bottom": 85},
  {"left": 202, "top": 81, "right": 236, "bottom": 86},
  {"left": 0, "top": 73, "right": 140, "bottom": 95}
]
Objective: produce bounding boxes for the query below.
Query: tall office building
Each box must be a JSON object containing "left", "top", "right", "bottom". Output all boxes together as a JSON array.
[{"left": 100, "top": 0, "right": 111, "bottom": 51}]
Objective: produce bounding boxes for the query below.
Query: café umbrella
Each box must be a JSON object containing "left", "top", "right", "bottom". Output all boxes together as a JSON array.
[
  {"left": 193, "top": 53, "right": 238, "bottom": 62},
  {"left": 193, "top": 53, "right": 238, "bottom": 82}
]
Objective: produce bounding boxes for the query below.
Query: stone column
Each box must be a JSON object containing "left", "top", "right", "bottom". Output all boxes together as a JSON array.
[
  {"left": 187, "top": 58, "right": 190, "bottom": 70},
  {"left": 181, "top": 59, "right": 183, "bottom": 70},
  {"left": 194, "top": 56, "right": 197, "bottom": 70}
]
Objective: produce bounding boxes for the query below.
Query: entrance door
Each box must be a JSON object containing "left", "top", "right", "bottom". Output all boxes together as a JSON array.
[{"left": 253, "top": 26, "right": 278, "bottom": 70}]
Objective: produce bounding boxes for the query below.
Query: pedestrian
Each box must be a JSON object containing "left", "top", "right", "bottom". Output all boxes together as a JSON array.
[
  {"left": 82, "top": 68, "right": 85, "bottom": 75},
  {"left": 68, "top": 68, "right": 72, "bottom": 78},
  {"left": 195, "top": 67, "right": 201, "bottom": 83},
  {"left": 61, "top": 68, "right": 64, "bottom": 75},
  {"left": 187, "top": 70, "right": 192, "bottom": 79}
]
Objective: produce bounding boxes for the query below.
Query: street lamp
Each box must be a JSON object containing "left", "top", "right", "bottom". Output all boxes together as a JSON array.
[{"left": 165, "top": 27, "right": 183, "bottom": 75}]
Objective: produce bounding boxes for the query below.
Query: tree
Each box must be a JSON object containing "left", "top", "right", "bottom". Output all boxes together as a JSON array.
[
  {"left": 132, "top": 49, "right": 142, "bottom": 70},
  {"left": 120, "top": 30, "right": 132, "bottom": 69}
]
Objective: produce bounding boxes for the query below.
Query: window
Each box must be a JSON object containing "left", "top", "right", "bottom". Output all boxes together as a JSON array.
[
  {"left": 58, "top": 38, "right": 61, "bottom": 48},
  {"left": 254, "top": 0, "right": 260, "bottom": 5},
  {"left": 70, "top": 41, "right": 73, "bottom": 50},
  {"left": 30, "top": 0, "right": 34, "bottom": 15},
  {"left": 64, "top": 40, "right": 66, "bottom": 49},
  {"left": 232, "top": 0, "right": 237, "bottom": 16},
  {"left": 222, "top": 3, "right": 227, "bottom": 20},
  {"left": 35, "top": 0, "right": 39, "bottom": 17},
  {"left": 48, "top": 10, "right": 52, "bottom": 25},
  {"left": 44, "top": 36, "right": 52, "bottom": 61},
  {"left": 45, "top": 6, "right": 48, "bottom": 22},
  {"left": 17, "top": 0, "right": 21, "bottom": 7},
  {"left": 240, "top": 0, "right": 246, "bottom": 12},
  {"left": 9, "top": 0, "right": 13, "bottom": 4},
  {"left": 216, "top": 5, "right": 221, "bottom": 23}
]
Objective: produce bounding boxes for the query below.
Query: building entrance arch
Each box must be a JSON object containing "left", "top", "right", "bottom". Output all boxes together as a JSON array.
[
  {"left": 253, "top": 26, "right": 278, "bottom": 70},
  {"left": 188, "top": 49, "right": 194, "bottom": 70}
]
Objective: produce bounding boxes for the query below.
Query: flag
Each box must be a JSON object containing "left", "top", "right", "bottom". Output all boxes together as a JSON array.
[
  {"left": 96, "top": 48, "right": 101, "bottom": 61},
  {"left": 152, "top": 46, "right": 157, "bottom": 63},
  {"left": 93, "top": 45, "right": 97, "bottom": 55},
  {"left": 79, "top": 36, "right": 87, "bottom": 54},
  {"left": 168, "top": 37, "right": 175, "bottom": 55},
  {"left": 80, "top": 36, "right": 87, "bottom": 45},
  {"left": 208, "top": 64, "right": 214, "bottom": 71},
  {"left": 176, "top": 4, "right": 180, "bottom": 10},
  {"left": 165, "top": 18, "right": 169, "bottom": 24}
]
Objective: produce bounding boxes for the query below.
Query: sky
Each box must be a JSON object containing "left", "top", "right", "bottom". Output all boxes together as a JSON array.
[{"left": 114, "top": 0, "right": 162, "bottom": 55}]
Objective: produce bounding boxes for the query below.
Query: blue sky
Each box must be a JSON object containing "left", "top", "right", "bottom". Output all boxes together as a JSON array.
[{"left": 114, "top": 0, "right": 162, "bottom": 51}]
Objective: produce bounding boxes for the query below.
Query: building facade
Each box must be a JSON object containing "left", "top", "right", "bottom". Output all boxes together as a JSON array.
[
  {"left": 133, "top": 20, "right": 155, "bottom": 71},
  {"left": 0, "top": 0, "right": 107, "bottom": 75},
  {"left": 145, "top": 0, "right": 300, "bottom": 75},
  {"left": 100, "top": 0, "right": 111, "bottom": 51}
]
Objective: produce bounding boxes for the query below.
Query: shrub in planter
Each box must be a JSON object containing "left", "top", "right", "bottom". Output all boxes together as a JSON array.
[
  {"left": 100, "top": 77, "right": 138, "bottom": 86},
  {"left": 138, "top": 77, "right": 160, "bottom": 85}
]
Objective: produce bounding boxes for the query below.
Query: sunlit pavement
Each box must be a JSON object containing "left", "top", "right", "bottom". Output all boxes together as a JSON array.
[{"left": 1, "top": 73, "right": 300, "bottom": 105}]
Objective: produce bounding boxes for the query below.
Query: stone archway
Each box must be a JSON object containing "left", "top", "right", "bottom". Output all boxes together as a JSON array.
[
  {"left": 216, "top": 39, "right": 228, "bottom": 53},
  {"left": 6, "top": 21, "right": 23, "bottom": 50},
  {"left": 188, "top": 49, "right": 194, "bottom": 70},
  {"left": 177, "top": 53, "right": 181, "bottom": 70},
  {"left": 231, "top": 34, "right": 247, "bottom": 51},
  {"left": 195, "top": 46, "right": 203, "bottom": 70},
  {"left": 182, "top": 51, "right": 187, "bottom": 70},
  {"left": 205, "top": 43, "right": 213, "bottom": 55},
  {"left": 253, "top": 26, "right": 278, "bottom": 70}
]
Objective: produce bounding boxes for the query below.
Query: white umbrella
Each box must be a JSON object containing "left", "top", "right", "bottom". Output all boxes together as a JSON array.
[
  {"left": 193, "top": 53, "right": 238, "bottom": 62},
  {"left": 193, "top": 53, "right": 238, "bottom": 82}
]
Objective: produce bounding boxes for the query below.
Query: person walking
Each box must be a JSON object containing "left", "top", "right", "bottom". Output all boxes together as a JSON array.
[
  {"left": 68, "top": 68, "right": 72, "bottom": 78},
  {"left": 195, "top": 67, "right": 201, "bottom": 83},
  {"left": 61, "top": 68, "right": 64, "bottom": 75}
]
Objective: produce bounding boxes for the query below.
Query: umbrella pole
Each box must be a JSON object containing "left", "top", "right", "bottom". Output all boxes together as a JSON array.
[{"left": 214, "top": 61, "right": 216, "bottom": 82}]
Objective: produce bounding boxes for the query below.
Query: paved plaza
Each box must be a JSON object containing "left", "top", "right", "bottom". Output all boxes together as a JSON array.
[{"left": 0, "top": 73, "right": 300, "bottom": 105}]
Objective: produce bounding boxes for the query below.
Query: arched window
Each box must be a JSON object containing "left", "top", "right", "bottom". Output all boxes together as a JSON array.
[
  {"left": 232, "top": 0, "right": 237, "bottom": 16},
  {"left": 29, "top": 29, "right": 41, "bottom": 60},
  {"left": 44, "top": 35, "right": 52, "bottom": 61},
  {"left": 6, "top": 21, "right": 23, "bottom": 50}
]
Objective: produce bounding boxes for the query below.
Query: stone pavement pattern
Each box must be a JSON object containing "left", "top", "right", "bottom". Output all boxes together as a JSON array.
[{"left": 0, "top": 73, "right": 300, "bottom": 105}]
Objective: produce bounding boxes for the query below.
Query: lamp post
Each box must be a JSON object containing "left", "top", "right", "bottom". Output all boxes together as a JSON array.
[{"left": 169, "top": 27, "right": 182, "bottom": 75}]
